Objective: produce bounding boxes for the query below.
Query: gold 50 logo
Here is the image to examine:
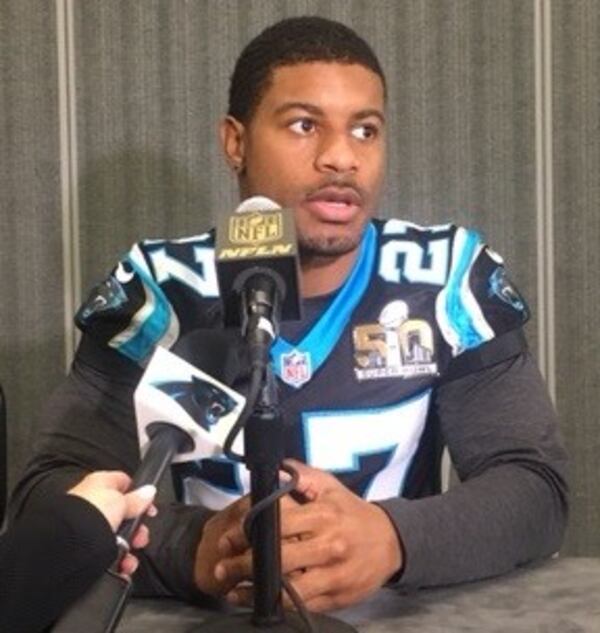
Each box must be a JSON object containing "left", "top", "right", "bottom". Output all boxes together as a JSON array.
[{"left": 353, "top": 301, "right": 438, "bottom": 381}]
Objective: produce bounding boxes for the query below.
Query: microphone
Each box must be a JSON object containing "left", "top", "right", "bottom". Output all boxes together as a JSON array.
[
  {"left": 215, "top": 197, "right": 302, "bottom": 361},
  {"left": 114, "top": 336, "right": 247, "bottom": 548}
]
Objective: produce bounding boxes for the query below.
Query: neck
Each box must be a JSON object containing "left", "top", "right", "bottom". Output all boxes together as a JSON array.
[{"left": 299, "top": 248, "right": 359, "bottom": 298}]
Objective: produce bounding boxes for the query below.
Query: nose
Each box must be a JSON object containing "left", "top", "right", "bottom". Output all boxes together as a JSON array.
[{"left": 314, "top": 131, "right": 359, "bottom": 175}]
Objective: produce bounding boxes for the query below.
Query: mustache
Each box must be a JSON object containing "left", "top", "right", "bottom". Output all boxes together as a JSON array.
[{"left": 304, "top": 176, "right": 366, "bottom": 203}]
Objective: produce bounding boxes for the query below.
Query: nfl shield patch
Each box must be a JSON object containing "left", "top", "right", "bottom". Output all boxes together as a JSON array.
[{"left": 281, "top": 349, "right": 312, "bottom": 388}]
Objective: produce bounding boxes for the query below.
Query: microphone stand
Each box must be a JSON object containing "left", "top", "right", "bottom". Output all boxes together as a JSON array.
[
  {"left": 245, "top": 367, "right": 285, "bottom": 625},
  {"left": 199, "top": 359, "right": 356, "bottom": 632}
]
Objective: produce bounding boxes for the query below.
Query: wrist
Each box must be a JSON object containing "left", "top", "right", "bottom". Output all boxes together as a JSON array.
[{"left": 372, "top": 502, "right": 405, "bottom": 581}]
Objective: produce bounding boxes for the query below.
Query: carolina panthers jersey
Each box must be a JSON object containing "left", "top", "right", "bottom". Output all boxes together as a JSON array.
[{"left": 76, "top": 218, "right": 529, "bottom": 511}]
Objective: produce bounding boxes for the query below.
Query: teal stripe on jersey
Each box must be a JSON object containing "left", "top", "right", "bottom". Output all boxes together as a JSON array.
[
  {"left": 271, "top": 222, "right": 377, "bottom": 386},
  {"left": 114, "top": 256, "right": 171, "bottom": 362},
  {"left": 444, "top": 230, "right": 484, "bottom": 351}
]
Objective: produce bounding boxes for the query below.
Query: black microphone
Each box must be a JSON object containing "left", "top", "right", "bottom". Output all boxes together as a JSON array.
[{"left": 215, "top": 197, "right": 302, "bottom": 363}]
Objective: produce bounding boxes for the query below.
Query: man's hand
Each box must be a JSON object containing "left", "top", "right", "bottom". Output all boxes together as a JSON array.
[
  {"left": 219, "top": 460, "right": 403, "bottom": 612},
  {"left": 193, "top": 494, "right": 252, "bottom": 596},
  {"left": 194, "top": 492, "right": 308, "bottom": 596}
]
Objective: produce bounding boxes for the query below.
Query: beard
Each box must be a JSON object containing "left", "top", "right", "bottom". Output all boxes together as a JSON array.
[{"left": 298, "top": 233, "right": 362, "bottom": 259}]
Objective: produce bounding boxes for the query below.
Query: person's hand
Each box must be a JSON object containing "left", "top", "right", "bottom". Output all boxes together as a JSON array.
[
  {"left": 68, "top": 471, "right": 157, "bottom": 530},
  {"left": 219, "top": 460, "right": 403, "bottom": 612},
  {"left": 193, "top": 490, "right": 308, "bottom": 597},
  {"left": 193, "top": 494, "right": 252, "bottom": 596},
  {"left": 68, "top": 471, "right": 157, "bottom": 576}
]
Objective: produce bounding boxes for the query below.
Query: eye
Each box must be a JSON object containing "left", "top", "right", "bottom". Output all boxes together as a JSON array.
[
  {"left": 289, "top": 118, "right": 316, "bottom": 135},
  {"left": 351, "top": 124, "right": 379, "bottom": 141}
]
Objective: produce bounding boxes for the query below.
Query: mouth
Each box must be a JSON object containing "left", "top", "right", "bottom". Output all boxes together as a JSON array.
[{"left": 303, "top": 186, "right": 363, "bottom": 223}]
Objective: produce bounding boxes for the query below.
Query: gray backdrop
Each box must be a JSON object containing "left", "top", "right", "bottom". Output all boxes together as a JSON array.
[{"left": 1, "top": 0, "right": 598, "bottom": 555}]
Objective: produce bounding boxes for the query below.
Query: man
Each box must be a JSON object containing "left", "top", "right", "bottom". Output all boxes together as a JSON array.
[{"left": 10, "top": 16, "right": 568, "bottom": 614}]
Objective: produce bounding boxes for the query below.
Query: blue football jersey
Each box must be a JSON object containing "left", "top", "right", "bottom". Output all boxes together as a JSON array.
[{"left": 76, "top": 219, "right": 528, "bottom": 510}]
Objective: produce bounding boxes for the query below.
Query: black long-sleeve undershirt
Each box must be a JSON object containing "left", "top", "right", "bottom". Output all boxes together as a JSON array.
[
  {"left": 0, "top": 493, "right": 116, "bottom": 633},
  {"left": 8, "top": 335, "right": 568, "bottom": 602}
]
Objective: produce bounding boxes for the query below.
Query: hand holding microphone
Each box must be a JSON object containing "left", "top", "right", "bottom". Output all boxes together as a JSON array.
[
  {"left": 68, "top": 471, "right": 157, "bottom": 533},
  {"left": 115, "top": 331, "right": 247, "bottom": 554},
  {"left": 52, "top": 331, "right": 247, "bottom": 633},
  {"left": 68, "top": 471, "right": 157, "bottom": 577}
]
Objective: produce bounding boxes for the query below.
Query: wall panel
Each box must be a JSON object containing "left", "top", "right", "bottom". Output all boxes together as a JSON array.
[
  {"left": 552, "top": 0, "right": 600, "bottom": 556},
  {"left": 2, "top": 0, "right": 598, "bottom": 555},
  {"left": 74, "top": 1, "right": 538, "bottom": 343},
  {"left": 0, "top": 1, "right": 65, "bottom": 493},
  {"left": 74, "top": 0, "right": 219, "bottom": 292}
]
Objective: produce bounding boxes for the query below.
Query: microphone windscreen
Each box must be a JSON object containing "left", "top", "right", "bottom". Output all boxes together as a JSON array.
[{"left": 234, "top": 195, "right": 281, "bottom": 213}]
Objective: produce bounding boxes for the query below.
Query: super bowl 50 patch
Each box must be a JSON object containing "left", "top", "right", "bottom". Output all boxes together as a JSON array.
[{"left": 353, "top": 301, "right": 437, "bottom": 381}]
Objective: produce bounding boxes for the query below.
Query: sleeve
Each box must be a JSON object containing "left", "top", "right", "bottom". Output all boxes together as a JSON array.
[
  {"left": 436, "top": 227, "right": 530, "bottom": 361},
  {"left": 74, "top": 242, "right": 181, "bottom": 364},
  {"left": 0, "top": 494, "right": 116, "bottom": 632},
  {"left": 377, "top": 341, "right": 569, "bottom": 588},
  {"left": 8, "top": 334, "right": 214, "bottom": 603}
]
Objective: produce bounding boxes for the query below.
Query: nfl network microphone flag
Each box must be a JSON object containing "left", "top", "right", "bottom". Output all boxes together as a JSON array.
[
  {"left": 215, "top": 196, "right": 301, "bottom": 328},
  {"left": 134, "top": 346, "right": 246, "bottom": 460}
]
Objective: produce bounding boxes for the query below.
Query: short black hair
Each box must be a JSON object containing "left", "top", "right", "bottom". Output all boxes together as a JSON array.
[{"left": 228, "top": 16, "right": 386, "bottom": 123}]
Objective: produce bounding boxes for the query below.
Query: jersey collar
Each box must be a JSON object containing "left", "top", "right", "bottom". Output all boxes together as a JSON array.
[{"left": 271, "top": 222, "right": 377, "bottom": 388}]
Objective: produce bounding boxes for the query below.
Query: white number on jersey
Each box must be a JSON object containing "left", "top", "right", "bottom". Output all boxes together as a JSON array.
[
  {"left": 380, "top": 239, "right": 449, "bottom": 286},
  {"left": 149, "top": 246, "right": 218, "bottom": 297},
  {"left": 302, "top": 390, "right": 431, "bottom": 501}
]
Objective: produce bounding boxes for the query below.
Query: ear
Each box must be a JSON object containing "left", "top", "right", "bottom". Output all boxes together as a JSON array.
[{"left": 219, "top": 115, "right": 246, "bottom": 174}]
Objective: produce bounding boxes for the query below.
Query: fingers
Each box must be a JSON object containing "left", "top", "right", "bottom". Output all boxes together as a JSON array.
[
  {"left": 122, "top": 484, "right": 157, "bottom": 519},
  {"left": 214, "top": 550, "right": 253, "bottom": 590},
  {"left": 130, "top": 523, "right": 150, "bottom": 550},
  {"left": 218, "top": 493, "right": 304, "bottom": 556},
  {"left": 218, "top": 527, "right": 248, "bottom": 557},
  {"left": 208, "top": 468, "right": 381, "bottom": 613},
  {"left": 225, "top": 572, "right": 346, "bottom": 614},
  {"left": 67, "top": 470, "right": 132, "bottom": 496},
  {"left": 119, "top": 553, "right": 139, "bottom": 577},
  {"left": 215, "top": 530, "right": 344, "bottom": 591},
  {"left": 91, "top": 470, "right": 133, "bottom": 492},
  {"left": 227, "top": 494, "right": 252, "bottom": 517},
  {"left": 193, "top": 495, "right": 253, "bottom": 596},
  {"left": 217, "top": 491, "right": 334, "bottom": 565},
  {"left": 283, "top": 459, "right": 339, "bottom": 501},
  {"left": 226, "top": 584, "right": 253, "bottom": 607},
  {"left": 101, "top": 470, "right": 132, "bottom": 492},
  {"left": 280, "top": 534, "right": 346, "bottom": 576},
  {"left": 281, "top": 567, "right": 352, "bottom": 613},
  {"left": 279, "top": 503, "right": 329, "bottom": 540}
]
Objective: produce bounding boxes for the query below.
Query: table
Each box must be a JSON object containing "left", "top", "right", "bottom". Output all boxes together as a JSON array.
[{"left": 118, "top": 557, "right": 600, "bottom": 632}]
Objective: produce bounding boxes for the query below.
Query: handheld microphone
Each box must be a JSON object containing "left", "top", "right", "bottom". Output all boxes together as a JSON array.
[
  {"left": 215, "top": 197, "right": 302, "bottom": 355},
  {"left": 115, "top": 338, "right": 247, "bottom": 548}
]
